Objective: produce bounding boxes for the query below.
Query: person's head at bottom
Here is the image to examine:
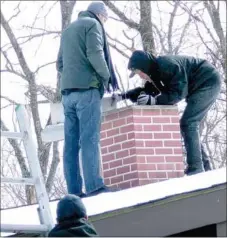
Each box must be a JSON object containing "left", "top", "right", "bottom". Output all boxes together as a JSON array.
[{"left": 48, "top": 194, "right": 98, "bottom": 237}]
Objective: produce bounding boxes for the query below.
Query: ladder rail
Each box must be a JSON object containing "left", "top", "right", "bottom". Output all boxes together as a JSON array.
[
  {"left": 1, "top": 177, "right": 35, "bottom": 185},
  {"left": 1, "top": 104, "right": 54, "bottom": 236},
  {"left": 1, "top": 224, "right": 48, "bottom": 233},
  {"left": 1, "top": 131, "right": 24, "bottom": 139}
]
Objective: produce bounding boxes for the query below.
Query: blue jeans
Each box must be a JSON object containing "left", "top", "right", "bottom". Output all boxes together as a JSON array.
[{"left": 62, "top": 89, "right": 104, "bottom": 195}]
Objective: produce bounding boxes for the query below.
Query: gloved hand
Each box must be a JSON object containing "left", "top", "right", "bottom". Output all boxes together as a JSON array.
[{"left": 137, "top": 94, "right": 156, "bottom": 105}]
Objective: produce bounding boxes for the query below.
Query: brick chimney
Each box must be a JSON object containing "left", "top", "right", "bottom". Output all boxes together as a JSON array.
[{"left": 100, "top": 105, "right": 184, "bottom": 189}]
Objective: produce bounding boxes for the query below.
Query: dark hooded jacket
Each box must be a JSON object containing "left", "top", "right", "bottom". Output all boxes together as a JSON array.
[
  {"left": 48, "top": 218, "right": 98, "bottom": 237},
  {"left": 125, "top": 51, "right": 220, "bottom": 105}
]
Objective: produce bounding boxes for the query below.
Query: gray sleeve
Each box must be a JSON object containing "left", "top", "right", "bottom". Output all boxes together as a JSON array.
[
  {"left": 86, "top": 22, "right": 110, "bottom": 87},
  {"left": 56, "top": 42, "right": 63, "bottom": 73}
]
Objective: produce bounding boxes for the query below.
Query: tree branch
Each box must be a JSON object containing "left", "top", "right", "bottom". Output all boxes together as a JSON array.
[{"left": 103, "top": 0, "right": 139, "bottom": 30}]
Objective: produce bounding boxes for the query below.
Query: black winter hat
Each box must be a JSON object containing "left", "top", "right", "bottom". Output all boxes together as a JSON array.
[
  {"left": 57, "top": 194, "right": 87, "bottom": 223},
  {"left": 128, "top": 50, "right": 157, "bottom": 78}
]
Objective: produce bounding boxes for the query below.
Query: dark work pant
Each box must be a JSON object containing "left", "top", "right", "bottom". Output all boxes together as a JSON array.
[{"left": 180, "top": 73, "right": 221, "bottom": 171}]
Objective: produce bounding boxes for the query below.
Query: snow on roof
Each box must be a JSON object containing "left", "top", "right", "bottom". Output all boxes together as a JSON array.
[{"left": 1, "top": 168, "right": 226, "bottom": 236}]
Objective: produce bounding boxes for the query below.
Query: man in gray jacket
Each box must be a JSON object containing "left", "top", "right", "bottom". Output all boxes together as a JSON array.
[{"left": 57, "top": 2, "right": 119, "bottom": 197}]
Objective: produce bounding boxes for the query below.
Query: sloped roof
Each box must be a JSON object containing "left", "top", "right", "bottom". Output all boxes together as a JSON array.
[{"left": 1, "top": 168, "right": 226, "bottom": 237}]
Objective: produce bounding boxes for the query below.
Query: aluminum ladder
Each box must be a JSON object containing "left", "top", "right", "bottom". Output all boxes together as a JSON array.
[{"left": 1, "top": 104, "right": 54, "bottom": 236}]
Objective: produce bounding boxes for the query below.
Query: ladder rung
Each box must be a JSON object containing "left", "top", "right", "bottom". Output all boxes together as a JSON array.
[
  {"left": 1, "top": 177, "right": 35, "bottom": 185},
  {"left": 1, "top": 131, "right": 24, "bottom": 139},
  {"left": 1, "top": 224, "right": 49, "bottom": 233}
]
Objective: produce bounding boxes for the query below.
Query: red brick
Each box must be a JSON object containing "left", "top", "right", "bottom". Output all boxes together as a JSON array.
[
  {"left": 123, "top": 156, "right": 137, "bottom": 165},
  {"left": 148, "top": 172, "right": 167, "bottom": 179},
  {"left": 134, "top": 117, "right": 151, "bottom": 124},
  {"left": 135, "top": 140, "right": 144, "bottom": 147},
  {"left": 108, "top": 144, "right": 121, "bottom": 153},
  {"left": 111, "top": 175, "right": 124, "bottom": 184},
  {"left": 154, "top": 133, "right": 171, "bottom": 139},
  {"left": 101, "top": 122, "right": 112, "bottom": 131},
  {"left": 109, "top": 159, "right": 123, "bottom": 169},
  {"left": 138, "top": 172, "right": 148, "bottom": 179},
  {"left": 157, "top": 164, "right": 175, "bottom": 170},
  {"left": 124, "top": 171, "right": 138, "bottom": 181},
  {"left": 119, "top": 109, "right": 132, "bottom": 118},
  {"left": 175, "top": 163, "right": 185, "bottom": 170},
  {"left": 122, "top": 140, "right": 135, "bottom": 149},
  {"left": 118, "top": 181, "right": 131, "bottom": 189},
  {"left": 103, "top": 153, "right": 115, "bottom": 162},
  {"left": 145, "top": 141, "right": 163, "bottom": 147},
  {"left": 134, "top": 125, "right": 143, "bottom": 131},
  {"left": 171, "top": 117, "right": 180, "bottom": 123},
  {"left": 138, "top": 164, "right": 156, "bottom": 171},
  {"left": 143, "top": 125, "right": 162, "bottom": 131},
  {"left": 137, "top": 156, "right": 146, "bottom": 163},
  {"left": 114, "top": 134, "right": 127, "bottom": 143},
  {"left": 161, "top": 109, "right": 179, "bottom": 116},
  {"left": 117, "top": 165, "right": 131, "bottom": 174},
  {"left": 131, "top": 179, "right": 140, "bottom": 187},
  {"left": 129, "top": 148, "right": 136, "bottom": 155},
  {"left": 155, "top": 148, "right": 173, "bottom": 155},
  {"left": 133, "top": 109, "right": 142, "bottom": 116},
  {"left": 146, "top": 156, "right": 165, "bottom": 163},
  {"left": 163, "top": 125, "right": 180, "bottom": 131},
  {"left": 102, "top": 163, "right": 109, "bottom": 171},
  {"left": 113, "top": 118, "right": 126, "bottom": 128},
  {"left": 126, "top": 116, "right": 133, "bottom": 124},
  {"left": 136, "top": 148, "right": 154, "bottom": 155},
  {"left": 139, "top": 179, "right": 152, "bottom": 186},
  {"left": 120, "top": 124, "right": 134, "bottom": 133},
  {"left": 131, "top": 164, "right": 138, "bottom": 171},
  {"left": 142, "top": 109, "right": 160, "bottom": 116},
  {"left": 116, "top": 149, "right": 129, "bottom": 159},
  {"left": 107, "top": 128, "right": 119, "bottom": 137},
  {"left": 166, "top": 156, "right": 183, "bottom": 163},
  {"left": 153, "top": 117, "right": 170, "bottom": 123},
  {"left": 172, "top": 133, "right": 181, "bottom": 139},
  {"left": 106, "top": 113, "right": 118, "bottom": 121},
  {"left": 103, "top": 168, "right": 116, "bottom": 177},
  {"left": 104, "top": 178, "right": 111, "bottom": 185},
  {"left": 174, "top": 148, "right": 183, "bottom": 154},
  {"left": 167, "top": 171, "right": 184, "bottom": 178},
  {"left": 100, "top": 131, "right": 107, "bottom": 139},
  {"left": 101, "top": 138, "right": 113, "bottom": 147},
  {"left": 164, "top": 140, "right": 182, "bottom": 147},
  {"left": 101, "top": 147, "right": 108, "bottom": 155},
  {"left": 135, "top": 133, "right": 153, "bottom": 139},
  {"left": 128, "top": 132, "right": 135, "bottom": 140}
]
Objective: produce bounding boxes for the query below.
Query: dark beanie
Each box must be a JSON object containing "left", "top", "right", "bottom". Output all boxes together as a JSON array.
[
  {"left": 56, "top": 194, "right": 87, "bottom": 223},
  {"left": 87, "top": 1, "right": 108, "bottom": 19},
  {"left": 128, "top": 50, "right": 157, "bottom": 78}
]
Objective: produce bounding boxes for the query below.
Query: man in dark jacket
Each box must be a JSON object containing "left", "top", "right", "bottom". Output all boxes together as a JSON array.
[
  {"left": 57, "top": 2, "right": 119, "bottom": 197},
  {"left": 119, "top": 50, "right": 221, "bottom": 176},
  {"left": 48, "top": 194, "right": 98, "bottom": 237}
]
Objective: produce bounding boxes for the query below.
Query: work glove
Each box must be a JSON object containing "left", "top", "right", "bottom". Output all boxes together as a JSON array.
[{"left": 137, "top": 93, "right": 156, "bottom": 105}]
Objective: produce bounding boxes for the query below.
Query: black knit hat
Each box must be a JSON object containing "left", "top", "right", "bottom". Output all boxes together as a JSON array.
[{"left": 57, "top": 194, "right": 87, "bottom": 223}]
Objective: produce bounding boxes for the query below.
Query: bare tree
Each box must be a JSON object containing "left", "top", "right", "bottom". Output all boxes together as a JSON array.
[
  {"left": 103, "top": 0, "right": 226, "bottom": 168},
  {"left": 0, "top": 1, "right": 77, "bottom": 206}
]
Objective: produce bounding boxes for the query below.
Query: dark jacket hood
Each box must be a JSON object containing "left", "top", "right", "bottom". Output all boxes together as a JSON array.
[
  {"left": 48, "top": 218, "right": 98, "bottom": 237},
  {"left": 128, "top": 50, "right": 159, "bottom": 77}
]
